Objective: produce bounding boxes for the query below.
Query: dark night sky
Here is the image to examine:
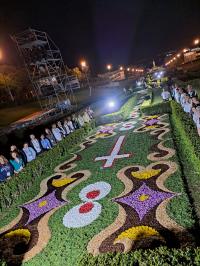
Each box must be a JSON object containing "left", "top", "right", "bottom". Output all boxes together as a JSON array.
[{"left": 0, "top": 0, "right": 200, "bottom": 72}]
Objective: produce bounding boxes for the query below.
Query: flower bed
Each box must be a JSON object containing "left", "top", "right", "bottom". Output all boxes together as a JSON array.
[{"left": 0, "top": 97, "right": 199, "bottom": 266}]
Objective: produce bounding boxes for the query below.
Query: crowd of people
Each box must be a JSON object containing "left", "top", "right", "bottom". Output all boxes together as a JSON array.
[
  {"left": 161, "top": 84, "right": 200, "bottom": 136},
  {"left": 0, "top": 107, "right": 94, "bottom": 182}
]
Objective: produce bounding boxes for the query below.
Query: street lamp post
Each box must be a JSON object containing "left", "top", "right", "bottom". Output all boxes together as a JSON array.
[{"left": 80, "top": 60, "right": 92, "bottom": 97}]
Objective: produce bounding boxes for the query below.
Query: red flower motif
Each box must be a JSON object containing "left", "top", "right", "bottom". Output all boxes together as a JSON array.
[
  {"left": 86, "top": 190, "right": 100, "bottom": 199},
  {"left": 79, "top": 202, "right": 94, "bottom": 213}
]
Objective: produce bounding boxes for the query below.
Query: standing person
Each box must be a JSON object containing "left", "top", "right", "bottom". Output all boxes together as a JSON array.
[
  {"left": 83, "top": 110, "right": 91, "bottom": 123},
  {"left": 71, "top": 114, "right": 79, "bottom": 129},
  {"left": 187, "top": 85, "right": 197, "bottom": 98},
  {"left": 22, "top": 143, "right": 36, "bottom": 162},
  {"left": 63, "top": 120, "right": 71, "bottom": 135},
  {"left": 67, "top": 117, "right": 75, "bottom": 132},
  {"left": 77, "top": 114, "right": 85, "bottom": 127},
  {"left": 0, "top": 155, "right": 14, "bottom": 182},
  {"left": 161, "top": 88, "right": 171, "bottom": 101},
  {"left": 87, "top": 106, "right": 94, "bottom": 119},
  {"left": 10, "top": 145, "right": 27, "bottom": 165},
  {"left": 10, "top": 151, "right": 24, "bottom": 173},
  {"left": 191, "top": 97, "right": 200, "bottom": 108},
  {"left": 192, "top": 107, "right": 199, "bottom": 124},
  {"left": 40, "top": 134, "right": 52, "bottom": 150},
  {"left": 30, "top": 134, "right": 42, "bottom": 154},
  {"left": 174, "top": 88, "right": 181, "bottom": 103},
  {"left": 170, "top": 84, "right": 176, "bottom": 100},
  {"left": 45, "top": 128, "right": 56, "bottom": 146},
  {"left": 179, "top": 90, "right": 186, "bottom": 107},
  {"left": 195, "top": 106, "right": 200, "bottom": 136},
  {"left": 52, "top": 124, "right": 62, "bottom": 142},
  {"left": 183, "top": 95, "right": 192, "bottom": 114},
  {"left": 57, "top": 121, "right": 66, "bottom": 137}
]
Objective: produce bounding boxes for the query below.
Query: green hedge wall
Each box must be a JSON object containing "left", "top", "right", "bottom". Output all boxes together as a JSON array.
[
  {"left": 0, "top": 121, "right": 96, "bottom": 214},
  {"left": 78, "top": 247, "right": 200, "bottom": 266},
  {"left": 141, "top": 101, "right": 171, "bottom": 115},
  {"left": 170, "top": 101, "right": 200, "bottom": 220}
]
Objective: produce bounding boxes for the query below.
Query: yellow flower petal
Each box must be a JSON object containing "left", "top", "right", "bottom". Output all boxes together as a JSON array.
[
  {"left": 145, "top": 115, "right": 159, "bottom": 120},
  {"left": 115, "top": 226, "right": 160, "bottom": 242},
  {"left": 146, "top": 125, "right": 158, "bottom": 129},
  {"left": 4, "top": 229, "right": 31, "bottom": 242},
  {"left": 131, "top": 169, "right": 161, "bottom": 180},
  {"left": 52, "top": 177, "right": 76, "bottom": 187},
  {"left": 139, "top": 194, "right": 149, "bottom": 201},
  {"left": 38, "top": 200, "right": 47, "bottom": 207},
  {"left": 95, "top": 133, "right": 110, "bottom": 138}
]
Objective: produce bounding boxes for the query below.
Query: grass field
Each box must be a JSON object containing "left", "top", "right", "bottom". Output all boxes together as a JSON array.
[{"left": 0, "top": 102, "right": 41, "bottom": 128}]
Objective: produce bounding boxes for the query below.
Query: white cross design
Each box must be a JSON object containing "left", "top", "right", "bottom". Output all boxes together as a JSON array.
[{"left": 95, "top": 135, "right": 131, "bottom": 168}]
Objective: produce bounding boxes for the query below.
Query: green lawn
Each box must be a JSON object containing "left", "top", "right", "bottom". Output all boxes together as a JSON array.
[{"left": 0, "top": 102, "right": 40, "bottom": 128}]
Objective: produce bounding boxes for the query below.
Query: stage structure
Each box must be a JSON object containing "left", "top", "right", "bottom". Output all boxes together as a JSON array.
[{"left": 11, "top": 28, "right": 78, "bottom": 111}]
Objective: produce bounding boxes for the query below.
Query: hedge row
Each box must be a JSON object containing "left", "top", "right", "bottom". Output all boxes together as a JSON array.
[
  {"left": 97, "top": 95, "right": 137, "bottom": 124},
  {"left": 141, "top": 101, "right": 171, "bottom": 115},
  {"left": 170, "top": 101, "right": 200, "bottom": 220},
  {"left": 78, "top": 247, "right": 200, "bottom": 266},
  {"left": 0, "top": 121, "right": 96, "bottom": 214}
]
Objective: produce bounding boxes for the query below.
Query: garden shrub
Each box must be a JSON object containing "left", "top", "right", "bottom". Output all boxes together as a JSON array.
[
  {"left": 78, "top": 247, "right": 200, "bottom": 266},
  {"left": 0, "top": 120, "right": 96, "bottom": 214},
  {"left": 170, "top": 101, "right": 200, "bottom": 220},
  {"left": 141, "top": 101, "right": 171, "bottom": 115}
]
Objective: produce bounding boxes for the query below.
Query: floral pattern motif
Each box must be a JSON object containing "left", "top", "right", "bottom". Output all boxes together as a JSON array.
[{"left": 115, "top": 183, "right": 175, "bottom": 221}]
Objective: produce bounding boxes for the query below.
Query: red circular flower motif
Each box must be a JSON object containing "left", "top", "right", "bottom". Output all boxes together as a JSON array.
[
  {"left": 79, "top": 202, "right": 94, "bottom": 213},
  {"left": 86, "top": 190, "right": 100, "bottom": 199}
]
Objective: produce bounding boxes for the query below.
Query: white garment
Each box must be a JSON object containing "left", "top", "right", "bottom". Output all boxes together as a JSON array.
[
  {"left": 64, "top": 123, "right": 71, "bottom": 134},
  {"left": 52, "top": 128, "right": 62, "bottom": 141},
  {"left": 183, "top": 102, "right": 192, "bottom": 113},
  {"left": 193, "top": 112, "right": 198, "bottom": 124},
  {"left": 31, "top": 139, "right": 42, "bottom": 153},
  {"left": 161, "top": 91, "right": 170, "bottom": 100},
  {"left": 67, "top": 121, "right": 74, "bottom": 131},
  {"left": 174, "top": 91, "right": 180, "bottom": 103},
  {"left": 196, "top": 115, "right": 200, "bottom": 129},
  {"left": 23, "top": 147, "right": 36, "bottom": 162},
  {"left": 78, "top": 115, "right": 84, "bottom": 127},
  {"left": 59, "top": 126, "right": 66, "bottom": 136},
  {"left": 180, "top": 94, "right": 186, "bottom": 107},
  {"left": 83, "top": 112, "right": 90, "bottom": 123}
]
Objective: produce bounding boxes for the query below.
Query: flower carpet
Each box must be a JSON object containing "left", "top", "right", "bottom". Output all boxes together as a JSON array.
[{"left": 0, "top": 96, "right": 196, "bottom": 265}]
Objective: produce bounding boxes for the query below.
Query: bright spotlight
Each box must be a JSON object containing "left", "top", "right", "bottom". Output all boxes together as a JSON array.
[
  {"left": 137, "top": 81, "right": 142, "bottom": 86},
  {"left": 108, "top": 101, "right": 115, "bottom": 108},
  {"left": 194, "top": 39, "right": 199, "bottom": 45},
  {"left": 107, "top": 64, "right": 112, "bottom": 70}
]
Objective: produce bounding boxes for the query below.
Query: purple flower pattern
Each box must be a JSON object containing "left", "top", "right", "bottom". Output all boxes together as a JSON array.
[
  {"left": 115, "top": 183, "right": 175, "bottom": 221},
  {"left": 22, "top": 190, "right": 67, "bottom": 225},
  {"left": 144, "top": 118, "right": 159, "bottom": 126}
]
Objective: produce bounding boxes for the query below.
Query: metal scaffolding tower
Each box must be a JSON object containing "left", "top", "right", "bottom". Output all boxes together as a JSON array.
[{"left": 11, "top": 28, "right": 77, "bottom": 111}]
